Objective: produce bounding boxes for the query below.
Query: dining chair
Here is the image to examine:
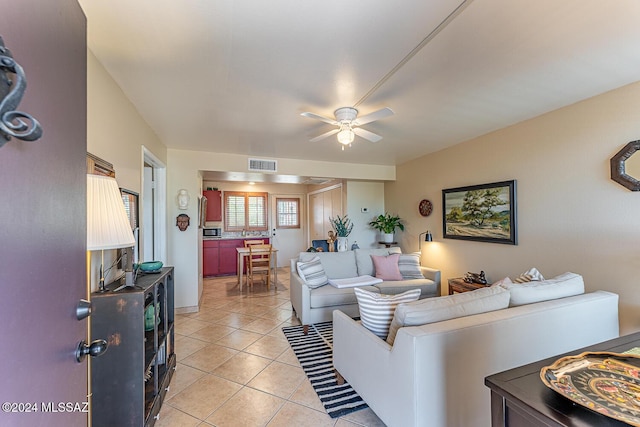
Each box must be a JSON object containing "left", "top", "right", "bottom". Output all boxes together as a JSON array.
[
  {"left": 243, "top": 240, "right": 266, "bottom": 283},
  {"left": 247, "top": 243, "right": 272, "bottom": 289},
  {"left": 244, "top": 239, "right": 264, "bottom": 247},
  {"left": 243, "top": 239, "right": 266, "bottom": 281}
]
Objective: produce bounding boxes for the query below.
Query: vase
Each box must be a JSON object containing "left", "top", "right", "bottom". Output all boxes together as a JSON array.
[
  {"left": 337, "top": 236, "right": 348, "bottom": 252},
  {"left": 383, "top": 233, "right": 394, "bottom": 243}
]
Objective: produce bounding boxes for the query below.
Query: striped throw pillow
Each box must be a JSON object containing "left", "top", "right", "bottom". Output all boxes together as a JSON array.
[
  {"left": 296, "top": 257, "right": 328, "bottom": 288},
  {"left": 354, "top": 288, "right": 421, "bottom": 339},
  {"left": 513, "top": 267, "right": 544, "bottom": 283},
  {"left": 397, "top": 253, "right": 425, "bottom": 280}
]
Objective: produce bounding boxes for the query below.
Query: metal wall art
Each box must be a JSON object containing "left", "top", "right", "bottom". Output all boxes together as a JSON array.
[
  {"left": 0, "top": 36, "right": 42, "bottom": 147},
  {"left": 610, "top": 140, "right": 640, "bottom": 191}
]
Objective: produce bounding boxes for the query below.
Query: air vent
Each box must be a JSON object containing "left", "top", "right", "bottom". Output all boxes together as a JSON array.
[
  {"left": 248, "top": 158, "right": 277, "bottom": 172},
  {"left": 303, "top": 177, "right": 332, "bottom": 185}
]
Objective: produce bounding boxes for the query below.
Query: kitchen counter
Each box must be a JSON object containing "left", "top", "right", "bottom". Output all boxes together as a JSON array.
[{"left": 203, "top": 236, "right": 271, "bottom": 241}]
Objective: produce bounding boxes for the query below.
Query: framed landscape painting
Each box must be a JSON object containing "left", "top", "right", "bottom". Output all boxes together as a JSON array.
[{"left": 442, "top": 180, "right": 517, "bottom": 245}]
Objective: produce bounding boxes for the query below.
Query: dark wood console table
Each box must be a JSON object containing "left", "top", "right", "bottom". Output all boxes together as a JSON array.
[
  {"left": 485, "top": 332, "right": 640, "bottom": 427},
  {"left": 448, "top": 277, "right": 491, "bottom": 294}
]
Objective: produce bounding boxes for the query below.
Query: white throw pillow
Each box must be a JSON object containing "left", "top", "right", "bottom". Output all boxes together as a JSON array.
[
  {"left": 296, "top": 257, "right": 328, "bottom": 289},
  {"left": 513, "top": 267, "right": 544, "bottom": 283},
  {"left": 398, "top": 253, "right": 425, "bottom": 280},
  {"left": 354, "top": 287, "right": 421, "bottom": 340},
  {"left": 386, "top": 286, "right": 510, "bottom": 345},
  {"left": 501, "top": 272, "right": 584, "bottom": 306}
]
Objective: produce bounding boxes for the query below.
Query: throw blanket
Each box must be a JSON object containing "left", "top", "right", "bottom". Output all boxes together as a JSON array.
[{"left": 329, "top": 275, "right": 383, "bottom": 288}]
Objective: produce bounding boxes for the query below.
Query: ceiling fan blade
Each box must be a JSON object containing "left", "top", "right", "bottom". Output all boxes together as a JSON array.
[
  {"left": 353, "top": 127, "right": 382, "bottom": 143},
  {"left": 353, "top": 107, "right": 394, "bottom": 126},
  {"left": 309, "top": 128, "right": 339, "bottom": 143},
  {"left": 301, "top": 112, "right": 338, "bottom": 125}
]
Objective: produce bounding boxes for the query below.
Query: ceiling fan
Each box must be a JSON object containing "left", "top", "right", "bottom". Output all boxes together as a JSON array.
[{"left": 301, "top": 107, "right": 394, "bottom": 148}]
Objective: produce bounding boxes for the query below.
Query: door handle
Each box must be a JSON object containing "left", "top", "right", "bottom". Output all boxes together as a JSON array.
[
  {"left": 76, "top": 299, "right": 92, "bottom": 320},
  {"left": 75, "top": 339, "right": 108, "bottom": 363}
]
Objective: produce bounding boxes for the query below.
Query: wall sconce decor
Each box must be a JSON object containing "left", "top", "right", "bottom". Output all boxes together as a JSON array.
[
  {"left": 177, "top": 189, "right": 190, "bottom": 209},
  {"left": 0, "top": 36, "right": 43, "bottom": 147}
]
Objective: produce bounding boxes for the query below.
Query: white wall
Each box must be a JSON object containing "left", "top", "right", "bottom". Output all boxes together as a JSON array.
[
  {"left": 346, "top": 181, "right": 385, "bottom": 249},
  {"left": 87, "top": 51, "right": 167, "bottom": 290},
  {"left": 87, "top": 51, "right": 166, "bottom": 192},
  {"left": 388, "top": 81, "right": 640, "bottom": 335}
]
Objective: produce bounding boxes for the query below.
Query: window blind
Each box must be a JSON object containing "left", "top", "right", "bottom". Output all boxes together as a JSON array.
[
  {"left": 276, "top": 198, "right": 300, "bottom": 228},
  {"left": 224, "top": 191, "right": 267, "bottom": 231}
]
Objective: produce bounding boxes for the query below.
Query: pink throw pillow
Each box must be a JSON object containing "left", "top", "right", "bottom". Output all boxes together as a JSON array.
[{"left": 371, "top": 254, "right": 403, "bottom": 281}]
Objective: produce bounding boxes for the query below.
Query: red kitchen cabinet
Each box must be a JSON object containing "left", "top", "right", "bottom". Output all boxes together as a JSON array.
[
  {"left": 203, "top": 190, "right": 222, "bottom": 221},
  {"left": 203, "top": 238, "right": 271, "bottom": 277},
  {"left": 203, "top": 240, "right": 219, "bottom": 277},
  {"left": 219, "top": 239, "right": 242, "bottom": 275}
]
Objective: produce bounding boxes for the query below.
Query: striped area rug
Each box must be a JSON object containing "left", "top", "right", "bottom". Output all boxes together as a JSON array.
[{"left": 281, "top": 321, "right": 369, "bottom": 418}]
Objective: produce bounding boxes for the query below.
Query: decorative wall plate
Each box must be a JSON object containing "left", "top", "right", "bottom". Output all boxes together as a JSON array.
[
  {"left": 418, "top": 199, "right": 433, "bottom": 216},
  {"left": 540, "top": 351, "right": 640, "bottom": 426}
]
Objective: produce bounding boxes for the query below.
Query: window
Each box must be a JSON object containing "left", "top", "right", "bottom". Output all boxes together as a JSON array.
[
  {"left": 276, "top": 198, "right": 300, "bottom": 229},
  {"left": 224, "top": 191, "right": 268, "bottom": 231}
]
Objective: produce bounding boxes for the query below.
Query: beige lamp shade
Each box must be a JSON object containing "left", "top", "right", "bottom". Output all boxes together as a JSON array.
[{"left": 87, "top": 174, "right": 135, "bottom": 250}]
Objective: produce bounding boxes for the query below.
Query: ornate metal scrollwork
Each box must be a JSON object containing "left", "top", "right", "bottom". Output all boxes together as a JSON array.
[{"left": 0, "top": 36, "right": 43, "bottom": 147}]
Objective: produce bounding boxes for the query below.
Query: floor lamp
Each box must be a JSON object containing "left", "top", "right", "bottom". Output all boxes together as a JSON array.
[
  {"left": 87, "top": 174, "right": 136, "bottom": 292},
  {"left": 418, "top": 230, "right": 433, "bottom": 253}
]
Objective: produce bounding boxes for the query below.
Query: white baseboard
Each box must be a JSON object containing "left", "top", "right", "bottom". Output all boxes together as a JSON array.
[{"left": 175, "top": 305, "right": 199, "bottom": 314}]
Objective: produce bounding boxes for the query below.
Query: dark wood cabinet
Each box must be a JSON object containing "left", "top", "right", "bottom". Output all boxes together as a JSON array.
[
  {"left": 203, "top": 190, "right": 222, "bottom": 221},
  {"left": 485, "top": 332, "right": 640, "bottom": 427},
  {"left": 91, "top": 267, "right": 175, "bottom": 427}
]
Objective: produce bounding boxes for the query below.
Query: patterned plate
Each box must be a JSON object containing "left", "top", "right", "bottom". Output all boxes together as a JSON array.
[{"left": 540, "top": 352, "right": 640, "bottom": 426}]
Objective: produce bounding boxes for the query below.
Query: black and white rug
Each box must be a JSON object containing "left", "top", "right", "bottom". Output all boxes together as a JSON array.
[{"left": 281, "top": 321, "right": 369, "bottom": 418}]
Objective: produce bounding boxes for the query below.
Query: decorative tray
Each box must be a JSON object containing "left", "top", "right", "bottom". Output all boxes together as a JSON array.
[{"left": 540, "top": 351, "right": 640, "bottom": 426}]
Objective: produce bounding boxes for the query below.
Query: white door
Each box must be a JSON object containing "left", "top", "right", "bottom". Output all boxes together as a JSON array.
[{"left": 271, "top": 195, "right": 306, "bottom": 268}]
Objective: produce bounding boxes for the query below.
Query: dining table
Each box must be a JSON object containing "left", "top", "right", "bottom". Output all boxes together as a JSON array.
[{"left": 236, "top": 246, "right": 278, "bottom": 291}]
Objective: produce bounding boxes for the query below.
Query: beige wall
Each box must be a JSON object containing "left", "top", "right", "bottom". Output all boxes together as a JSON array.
[
  {"left": 87, "top": 51, "right": 167, "bottom": 290},
  {"left": 87, "top": 51, "right": 167, "bottom": 190},
  {"left": 389, "top": 81, "right": 640, "bottom": 335}
]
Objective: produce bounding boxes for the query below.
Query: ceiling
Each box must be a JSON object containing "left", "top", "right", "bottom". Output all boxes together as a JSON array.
[{"left": 79, "top": 0, "right": 640, "bottom": 176}]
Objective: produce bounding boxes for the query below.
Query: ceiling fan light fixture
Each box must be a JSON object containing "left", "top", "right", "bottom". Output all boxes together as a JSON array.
[{"left": 337, "top": 127, "right": 354, "bottom": 145}]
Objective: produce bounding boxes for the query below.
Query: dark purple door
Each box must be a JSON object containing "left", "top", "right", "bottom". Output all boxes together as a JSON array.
[{"left": 0, "top": 1, "right": 88, "bottom": 426}]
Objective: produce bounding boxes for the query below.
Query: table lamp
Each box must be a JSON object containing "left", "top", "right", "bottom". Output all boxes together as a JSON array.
[{"left": 87, "top": 174, "right": 136, "bottom": 292}]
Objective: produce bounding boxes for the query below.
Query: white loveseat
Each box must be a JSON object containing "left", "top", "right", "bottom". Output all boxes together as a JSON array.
[
  {"left": 333, "top": 288, "right": 619, "bottom": 427},
  {"left": 290, "top": 248, "right": 441, "bottom": 325}
]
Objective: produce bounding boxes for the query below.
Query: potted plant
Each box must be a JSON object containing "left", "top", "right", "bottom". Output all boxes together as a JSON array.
[
  {"left": 369, "top": 213, "right": 404, "bottom": 243},
  {"left": 329, "top": 215, "right": 353, "bottom": 251}
]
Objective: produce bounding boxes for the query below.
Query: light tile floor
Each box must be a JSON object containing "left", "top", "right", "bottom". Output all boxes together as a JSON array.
[{"left": 157, "top": 267, "right": 386, "bottom": 427}]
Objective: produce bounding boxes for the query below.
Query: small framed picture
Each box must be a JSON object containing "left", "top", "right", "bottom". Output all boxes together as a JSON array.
[
  {"left": 442, "top": 180, "right": 517, "bottom": 245},
  {"left": 119, "top": 188, "right": 139, "bottom": 267},
  {"left": 120, "top": 188, "right": 139, "bottom": 231}
]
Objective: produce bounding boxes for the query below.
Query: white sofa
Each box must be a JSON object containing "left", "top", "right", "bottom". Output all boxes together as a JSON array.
[
  {"left": 290, "top": 248, "right": 441, "bottom": 325},
  {"left": 333, "top": 289, "right": 619, "bottom": 427}
]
